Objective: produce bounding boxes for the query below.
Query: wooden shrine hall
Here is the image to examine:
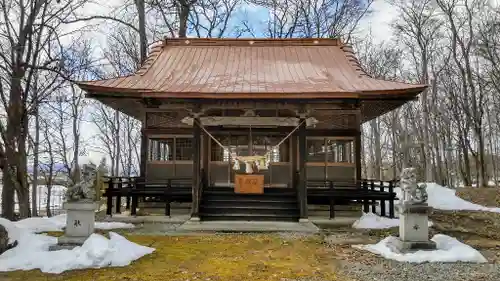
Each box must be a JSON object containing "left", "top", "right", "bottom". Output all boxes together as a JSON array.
[{"left": 77, "top": 38, "right": 427, "bottom": 222}]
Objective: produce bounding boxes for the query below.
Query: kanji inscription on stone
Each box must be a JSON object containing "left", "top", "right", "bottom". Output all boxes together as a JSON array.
[{"left": 74, "top": 219, "right": 82, "bottom": 228}]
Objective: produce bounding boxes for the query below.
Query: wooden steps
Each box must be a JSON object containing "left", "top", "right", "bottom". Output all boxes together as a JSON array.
[{"left": 199, "top": 187, "right": 300, "bottom": 222}]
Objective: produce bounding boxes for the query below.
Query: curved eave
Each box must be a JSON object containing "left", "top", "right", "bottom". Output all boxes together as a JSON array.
[{"left": 79, "top": 85, "right": 427, "bottom": 100}]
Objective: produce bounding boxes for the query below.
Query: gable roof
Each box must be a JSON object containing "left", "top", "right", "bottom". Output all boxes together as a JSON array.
[{"left": 77, "top": 38, "right": 427, "bottom": 99}]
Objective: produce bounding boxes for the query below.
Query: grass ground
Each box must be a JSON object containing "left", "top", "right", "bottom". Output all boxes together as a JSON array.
[
  {"left": 0, "top": 233, "right": 351, "bottom": 281},
  {"left": 2, "top": 188, "right": 499, "bottom": 280}
]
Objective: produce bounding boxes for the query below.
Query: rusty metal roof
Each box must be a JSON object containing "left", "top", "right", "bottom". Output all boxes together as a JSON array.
[{"left": 77, "top": 38, "right": 427, "bottom": 99}]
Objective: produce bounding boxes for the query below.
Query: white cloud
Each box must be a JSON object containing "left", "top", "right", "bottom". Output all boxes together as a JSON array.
[{"left": 358, "top": 0, "right": 397, "bottom": 43}]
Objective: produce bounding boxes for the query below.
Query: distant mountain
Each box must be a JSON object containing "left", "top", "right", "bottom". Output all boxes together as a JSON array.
[{"left": 26, "top": 163, "right": 67, "bottom": 174}]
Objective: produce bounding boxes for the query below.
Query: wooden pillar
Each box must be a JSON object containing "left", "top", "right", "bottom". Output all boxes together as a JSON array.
[
  {"left": 191, "top": 115, "right": 202, "bottom": 218},
  {"left": 139, "top": 120, "right": 148, "bottom": 178},
  {"left": 202, "top": 133, "right": 209, "bottom": 186},
  {"left": 355, "top": 109, "right": 362, "bottom": 188},
  {"left": 291, "top": 136, "right": 297, "bottom": 187},
  {"left": 298, "top": 117, "right": 308, "bottom": 220}
]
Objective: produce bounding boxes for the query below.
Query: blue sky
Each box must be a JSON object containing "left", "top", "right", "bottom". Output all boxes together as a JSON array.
[{"left": 70, "top": 0, "right": 397, "bottom": 168}]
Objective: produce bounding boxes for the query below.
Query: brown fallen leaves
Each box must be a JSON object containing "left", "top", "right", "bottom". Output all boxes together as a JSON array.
[{"left": 456, "top": 187, "right": 500, "bottom": 208}]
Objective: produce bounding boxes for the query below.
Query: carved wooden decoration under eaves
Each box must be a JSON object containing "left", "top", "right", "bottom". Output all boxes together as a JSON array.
[
  {"left": 146, "top": 111, "right": 191, "bottom": 128},
  {"left": 312, "top": 114, "right": 357, "bottom": 129}
]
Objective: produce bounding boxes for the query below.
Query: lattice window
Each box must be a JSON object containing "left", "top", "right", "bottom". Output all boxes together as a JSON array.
[
  {"left": 307, "top": 139, "right": 327, "bottom": 162},
  {"left": 148, "top": 138, "right": 173, "bottom": 161},
  {"left": 326, "top": 139, "right": 353, "bottom": 162},
  {"left": 211, "top": 137, "right": 229, "bottom": 162},
  {"left": 175, "top": 138, "right": 193, "bottom": 160},
  {"left": 307, "top": 138, "right": 354, "bottom": 163},
  {"left": 148, "top": 137, "right": 194, "bottom": 161}
]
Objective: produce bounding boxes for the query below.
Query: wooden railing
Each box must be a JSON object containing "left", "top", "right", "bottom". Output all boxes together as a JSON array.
[
  {"left": 103, "top": 176, "right": 192, "bottom": 217},
  {"left": 306, "top": 179, "right": 397, "bottom": 218},
  {"left": 102, "top": 175, "right": 397, "bottom": 219}
]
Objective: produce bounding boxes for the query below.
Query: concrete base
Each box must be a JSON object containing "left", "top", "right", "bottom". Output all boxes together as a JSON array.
[
  {"left": 387, "top": 236, "right": 437, "bottom": 253},
  {"left": 310, "top": 216, "right": 358, "bottom": 228},
  {"left": 177, "top": 220, "right": 320, "bottom": 233},
  {"left": 102, "top": 214, "right": 190, "bottom": 224},
  {"left": 49, "top": 235, "right": 91, "bottom": 251},
  {"left": 49, "top": 244, "right": 80, "bottom": 251},
  {"left": 64, "top": 201, "right": 98, "bottom": 239},
  {"left": 58, "top": 235, "right": 88, "bottom": 245},
  {"left": 398, "top": 203, "right": 433, "bottom": 242},
  {"left": 299, "top": 218, "right": 309, "bottom": 223},
  {"left": 50, "top": 201, "right": 97, "bottom": 251}
]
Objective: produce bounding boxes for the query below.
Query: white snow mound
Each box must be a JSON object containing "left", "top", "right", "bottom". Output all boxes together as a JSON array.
[
  {"left": 0, "top": 220, "right": 154, "bottom": 274},
  {"left": 0, "top": 218, "right": 20, "bottom": 244},
  {"left": 353, "top": 234, "right": 487, "bottom": 263},
  {"left": 13, "top": 214, "right": 135, "bottom": 233},
  {"left": 353, "top": 212, "right": 433, "bottom": 229},
  {"left": 423, "top": 183, "right": 500, "bottom": 213}
]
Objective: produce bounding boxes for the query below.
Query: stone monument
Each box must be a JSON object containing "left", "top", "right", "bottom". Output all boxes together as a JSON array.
[
  {"left": 390, "top": 167, "right": 436, "bottom": 252},
  {"left": 50, "top": 164, "right": 98, "bottom": 251}
]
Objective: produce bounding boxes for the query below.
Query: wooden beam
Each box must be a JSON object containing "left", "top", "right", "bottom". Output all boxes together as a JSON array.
[
  {"left": 139, "top": 123, "right": 148, "bottom": 178},
  {"left": 143, "top": 127, "right": 359, "bottom": 137},
  {"left": 298, "top": 116, "right": 308, "bottom": 220},
  {"left": 355, "top": 110, "right": 362, "bottom": 188},
  {"left": 191, "top": 115, "right": 202, "bottom": 218}
]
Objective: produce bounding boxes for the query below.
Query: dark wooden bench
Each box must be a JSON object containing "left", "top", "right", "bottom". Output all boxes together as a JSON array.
[
  {"left": 306, "top": 179, "right": 397, "bottom": 218},
  {"left": 103, "top": 177, "right": 194, "bottom": 217}
]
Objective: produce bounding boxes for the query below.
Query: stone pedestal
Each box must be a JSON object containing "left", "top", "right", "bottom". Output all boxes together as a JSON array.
[
  {"left": 50, "top": 201, "right": 97, "bottom": 251},
  {"left": 389, "top": 203, "right": 436, "bottom": 253}
]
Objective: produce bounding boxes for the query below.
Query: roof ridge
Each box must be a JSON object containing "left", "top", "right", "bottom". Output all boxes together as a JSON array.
[
  {"left": 162, "top": 37, "right": 341, "bottom": 47},
  {"left": 340, "top": 45, "right": 372, "bottom": 78},
  {"left": 137, "top": 41, "right": 164, "bottom": 76}
]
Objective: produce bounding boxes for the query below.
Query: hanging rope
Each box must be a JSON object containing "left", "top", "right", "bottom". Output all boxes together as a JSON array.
[{"left": 193, "top": 117, "right": 307, "bottom": 170}]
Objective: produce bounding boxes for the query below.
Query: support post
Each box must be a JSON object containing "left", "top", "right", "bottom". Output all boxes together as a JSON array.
[
  {"left": 298, "top": 116, "right": 308, "bottom": 220},
  {"left": 130, "top": 179, "right": 139, "bottom": 216},
  {"left": 125, "top": 177, "right": 131, "bottom": 210},
  {"left": 370, "top": 180, "right": 376, "bottom": 214},
  {"left": 140, "top": 126, "right": 148, "bottom": 178},
  {"left": 380, "top": 181, "right": 386, "bottom": 217},
  {"left": 389, "top": 180, "right": 395, "bottom": 218},
  {"left": 362, "top": 180, "right": 369, "bottom": 213},
  {"left": 329, "top": 181, "right": 335, "bottom": 219},
  {"left": 115, "top": 178, "right": 122, "bottom": 214},
  {"left": 355, "top": 128, "right": 362, "bottom": 188},
  {"left": 105, "top": 179, "right": 113, "bottom": 216},
  {"left": 191, "top": 114, "right": 201, "bottom": 218}
]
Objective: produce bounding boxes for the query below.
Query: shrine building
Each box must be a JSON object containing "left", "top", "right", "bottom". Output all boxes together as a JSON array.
[{"left": 77, "top": 38, "right": 426, "bottom": 222}]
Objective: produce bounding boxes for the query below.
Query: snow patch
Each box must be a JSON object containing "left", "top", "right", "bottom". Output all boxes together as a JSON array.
[
  {"left": 374, "top": 182, "right": 500, "bottom": 217},
  {"left": 13, "top": 214, "right": 135, "bottom": 233},
  {"left": 0, "top": 218, "right": 20, "bottom": 244},
  {"left": 353, "top": 234, "right": 487, "bottom": 263},
  {"left": 352, "top": 212, "right": 433, "bottom": 229},
  {"left": 0, "top": 220, "right": 154, "bottom": 274},
  {"left": 424, "top": 183, "right": 500, "bottom": 213}
]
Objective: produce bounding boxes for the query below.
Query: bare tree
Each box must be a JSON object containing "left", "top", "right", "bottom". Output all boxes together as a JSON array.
[
  {"left": 249, "top": 0, "right": 373, "bottom": 41},
  {"left": 40, "top": 118, "right": 56, "bottom": 217},
  {"left": 435, "top": 0, "right": 489, "bottom": 186},
  {"left": 0, "top": 0, "right": 88, "bottom": 219},
  {"left": 390, "top": 0, "right": 443, "bottom": 181}
]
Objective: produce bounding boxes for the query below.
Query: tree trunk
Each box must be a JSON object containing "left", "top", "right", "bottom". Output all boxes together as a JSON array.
[
  {"left": 32, "top": 101, "right": 40, "bottom": 217},
  {"left": 135, "top": 0, "right": 147, "bottom": 64},
  {"left": 178, "top": 2, "right": 190, "bottom": 38},
  {"left": 1, "top": 167, "right": 15, "bottom": 219}
]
